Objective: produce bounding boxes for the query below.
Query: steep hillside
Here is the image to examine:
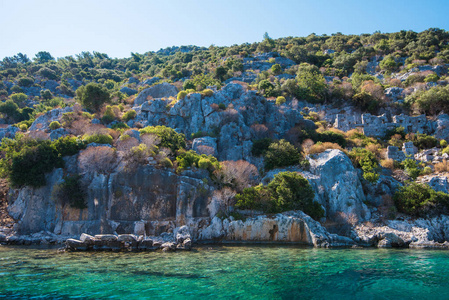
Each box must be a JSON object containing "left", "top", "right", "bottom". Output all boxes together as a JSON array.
[{"left": 1, "top": 28, "right": 449, "bottom": 248}]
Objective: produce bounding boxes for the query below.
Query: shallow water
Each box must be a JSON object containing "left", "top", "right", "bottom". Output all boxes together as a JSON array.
[{"left": 0, "top": 245, "right": 448, "bottom": 299}]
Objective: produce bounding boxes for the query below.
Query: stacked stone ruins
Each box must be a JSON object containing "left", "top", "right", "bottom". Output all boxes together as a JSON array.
[{"left": 334, "top": 113, "right": 435, "bottom": 138}]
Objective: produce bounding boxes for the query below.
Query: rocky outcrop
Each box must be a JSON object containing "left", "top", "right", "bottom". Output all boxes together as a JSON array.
[
  {"left": 28, "top": 107, "right": 72, "bottom": 132},
  {"left": 192, "top": 136, "right": 218, "bottom": 156},
  {"left": 7, "top": 159, "right": 213, "bottom": 237},
  {"left": 135, "top": 83, "right": 308, "bottom": 161},
  {"left": 134, "top": 82, "right": 178, "bottom": 105},
  {"left": 353, "top": 215, "right": 449, "bottom": 248},
  {"left": 306, "top": 150, "right": 370, "bottom": 221},
  {"left": 197, "top": 211, "right": 355, "bottom": 247}
]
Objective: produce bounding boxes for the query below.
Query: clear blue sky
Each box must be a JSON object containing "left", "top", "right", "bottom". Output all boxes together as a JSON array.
[{"left": 1, "top": 0, "right": 448, "bottom": 60}]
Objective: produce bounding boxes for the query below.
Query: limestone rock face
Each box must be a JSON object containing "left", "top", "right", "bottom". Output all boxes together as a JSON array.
[
  {"left": 192, "top": 137, "right": 218, "bottom": 156},
  {"left": 134, "top": 82, "right": 178, "bottom": 105},
  {"left": 428, "top": 176, "right": 449, "bottom": 193},
  {"left": 353, "top": 215, "right": 449, "bottom": 248},
  {"left": 434, "top": 114, "right": 449, "bottom": 141},
  {"left": 198, "top": 211, "right": 355, "bottom": 247},
  {"left": 363, "top": 174, "right": 401, "bottom": 206},
  {"left": 28, "top": 107, "right": 72, "bottom": 132},
  {"left": 8, "top": 160, "right": 213, "bottom": 236},
  {"left": 134, "top": 82, "right": 308, "bottom": 161},
  {"left": 306, "top": 149, "right": 370, "bottom": 221}
]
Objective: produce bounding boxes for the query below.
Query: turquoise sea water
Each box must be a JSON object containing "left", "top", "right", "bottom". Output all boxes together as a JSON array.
[{"left": 0, "top": 245, "right": 448, "bottom": 299}]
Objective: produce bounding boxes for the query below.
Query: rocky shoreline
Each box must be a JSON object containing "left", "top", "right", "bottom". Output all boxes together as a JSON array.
[{"left": 2, "top": 212, "right": 449, "bottom": 251}]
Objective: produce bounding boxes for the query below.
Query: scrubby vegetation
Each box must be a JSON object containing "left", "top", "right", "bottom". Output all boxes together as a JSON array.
[
  {"left": 0, "top": 135, "right": 86, "bottom": 187},
  {"left": 394, "top": 183, "right": 449, "bottom": 216},
  {"left": 236, "top": 171, "right": 323, "bottom": 219}
]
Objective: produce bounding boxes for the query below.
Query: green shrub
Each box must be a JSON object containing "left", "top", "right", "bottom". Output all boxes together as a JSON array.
[
  {"left": 82, "top": 133, "right": 113, "bottom": 145},
  {"left": 0, "top": 137, "right": 61, "bottom": 187},
  {"left": 394, "top": 182, "right": 449, "bottom": 216},
  {"left": 0, "top": 135, "right": 87, "bottom": 187},
  {"left": 236, "top": 172, "right": 323, "bottom": 220},
  {"left": 264, "top": 139, "right": 301, "bottom": 170},
  {"left": 177, "top": 90, "right": 188, "bottom": 100},
  {"left": 101, "top": 105, "right": 118, "bottom": 124},
  {"left": 440, "top": 140, "right": 448, "bottom": 148},
  {"left": 160, "top": 157, "right": 173, "bottom": 168},
  {"left": 202, "top": 89, "right": 214, "bottom": 97},
  {"left": 18, "top": 77, "right": 34, "bottom": 87},
  {"left": 122, "top": 109, "right": 137, "bottom": 122},
  {"left": 423, "top": 166, "right": 432, "bottom": 175},
  {"left": 348, "top": 148, "right": 380, "bottom": 183},
  {"left": 53, "top": 136, "right": 86, "bottom": 156},
  {"left": 268, "top": 171, "right": 323, "bottom": 218},
  {"left": 19, "top": 124, "right": 27, "bottom": 131},
  {"left": 413, "top": 134, "right": 438, "bottom": 150},
  {"left": 352, "top": 91, "right": 379, "bottom": 114},
  {"left": 406, "top": 85, "right": 449, "bottom": 115},
  {"left": 139, "top": 125, "right": 186, "bottom": 152},
  {"left": 175, "top": 150, "right": 219, "bottom": 173},
  {"left": 296, "top": 63, "right": 327, "bottom": 102},
  {"left": 404, "top": 74, "right": 426, "bottom": 87},
  {"left": 291, "top": 128, "right": 348, "bottom": 148},
  {"left": 53, "top": 174, "right": 87, "bottom": 209},
  {"left": 218, "top": 103, "right": 226, "bottom": 110},
  {"left": 111, "top": 122, "right": 130, "bottom": 130},
  {"left": 76, "top": 82, "right": 111, "bottom": 112},
  {"left": 258, "top": 80, "right": 275, "bottom": 97},
  {"left": 379, "top": 55, "right": 398, "bottom": 72},
  {"left": 183, "top": 80, "right": 196, "bottom": 90},
  {"left": 424, "top": 74, "right": 439, "bottom": 83},
  {"left": 49, "top": 121, "right": 61, "bottom": 130},
  {"left": 443, "top": 145, "right": 449, "bottom": 155},
  {"left": 251, "top": 138, "right": 273, "bottom": 157},
  {"left": 40, "top": 89, "right": 53, "bottom": 100},
  {"left": 10, "top": 93, "right": 28, "bottom": 106},
  {"left": 402, "top": 158, "right": 422, "bottom": 180},
  {"left": 275, "top": 96, "right": 286, "bottom": 105},
  {"left": 271, "top": 64, "right": 282, "bottom": 75}
]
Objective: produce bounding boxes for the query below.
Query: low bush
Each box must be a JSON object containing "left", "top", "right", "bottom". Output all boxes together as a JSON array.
[
  {"left": 235, "top": 171, "right": 323, "bottom": 219},
  {"left": 176, "top": 150, "right": 219, "bottom": 173},
  {"left": 49, "top": 121, "right": 61, "bottom": 130},
  {"left": 264, "top": 139, "right": 301, "bottom": 170},
  {"left": 402, "top": 158, "right": 422, "bottom": 180},
  {"left": 348, "top": 148, "right": 380, "bottom": 183},
  {"left": 177, "top": 90, "right": 188, "bottom": 100},
  {"left": 412, "top": 134, "right": 438, "bottom": 150},
  {"left": 275, "top": 96, "right": 286, "bottom": 105},
  {"left": 111, "top": 122, "right": 130, "bottom": 130},
  {"left": 394, "top": 182, "right": 449, "bottom": 216},
  {"left": 201, "top": 89, "right": 214, "bottom": 97},
  {"left": 139, "top": 126, "right": 186, "bottom": 152},
  {"left": 122, "top": 109, "right": 137, "bottom": 122},
  {"left": 82, "top": 133, "right": 113, "bottom": 145},
  {"left": 0, "top": 136, "right": 86, "bottom": 187}
]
